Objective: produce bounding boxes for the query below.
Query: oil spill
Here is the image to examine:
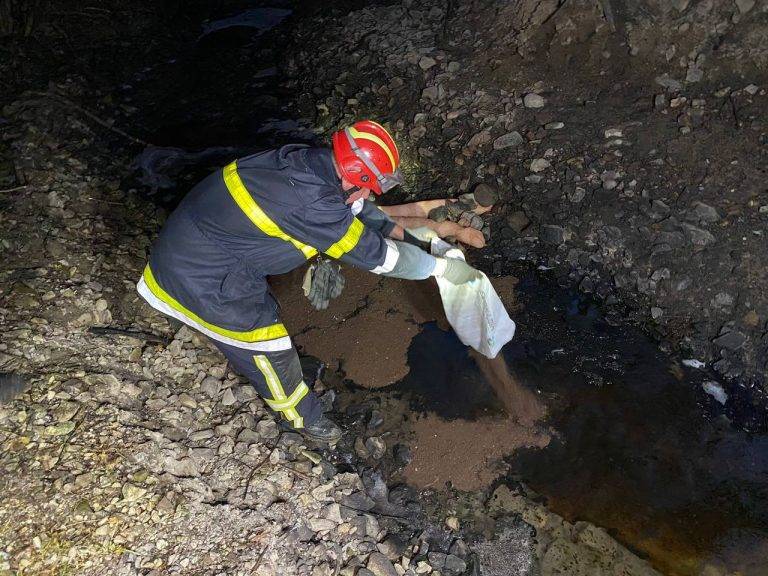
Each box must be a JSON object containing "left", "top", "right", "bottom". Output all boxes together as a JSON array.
[
  {"left": 393, "top": 322, "right": 507, "bottom": 421},
  {"left": 501, "top": 274, "right": 768, "bottom": 575},
  {"left": 344, "top": 272, "right": 768, "bottom": 575}
]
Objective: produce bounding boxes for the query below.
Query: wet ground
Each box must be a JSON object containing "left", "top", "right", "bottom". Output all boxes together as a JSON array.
[{"left": 334, "top": 271, "right": 768, "bottom": 576}]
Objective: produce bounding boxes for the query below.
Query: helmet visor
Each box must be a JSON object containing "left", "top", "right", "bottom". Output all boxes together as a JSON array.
[{"left": 378, "top": 169, "right": 403, "bottom": 193}]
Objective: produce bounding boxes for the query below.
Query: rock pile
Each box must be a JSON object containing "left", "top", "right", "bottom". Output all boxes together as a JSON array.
[
  {"left": 1, "top": 82, "right": 668, "bottom": 574},
  {"left": 0, "top": 89, "right": 443, "bottom": 575},
  {"left": 284, "top": 0, "right": 768, "bottom": 395}
]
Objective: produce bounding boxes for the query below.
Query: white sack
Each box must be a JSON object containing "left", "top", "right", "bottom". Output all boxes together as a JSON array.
[{"left": 431, "top": 238, "right": 516, "bottom": 358}]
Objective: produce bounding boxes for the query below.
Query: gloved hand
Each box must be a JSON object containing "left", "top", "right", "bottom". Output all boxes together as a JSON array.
[
  {"left": 402, "top": 229, "right": 432, "bottom": 252},
  {"left": 432, "top": 256, "right": 482, "bottom": 285},
  {"left": 303, "top": 257, "right": 345, "bottom": 310}
]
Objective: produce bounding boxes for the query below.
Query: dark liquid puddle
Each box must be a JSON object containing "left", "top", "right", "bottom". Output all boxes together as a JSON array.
[{"left": 360, "top": 273, "right": 768, "bottom": 576}]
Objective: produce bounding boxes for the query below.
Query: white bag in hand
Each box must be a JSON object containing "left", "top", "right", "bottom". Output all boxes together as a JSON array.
[{"left": 431, "top": 238, "right": 516, "bottom": 358}]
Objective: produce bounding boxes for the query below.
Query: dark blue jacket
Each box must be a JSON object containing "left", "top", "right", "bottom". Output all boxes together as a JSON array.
[{"left": 138, "top": 145, "right": 392, "bottom": 343}]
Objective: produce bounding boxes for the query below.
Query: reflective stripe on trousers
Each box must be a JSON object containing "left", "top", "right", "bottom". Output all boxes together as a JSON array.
[
  {"left": 253, "top": 355, "right": 308, "bottom": 428},
  {"left": 211, "top": 340, "right": 322, "bottom": 429}
]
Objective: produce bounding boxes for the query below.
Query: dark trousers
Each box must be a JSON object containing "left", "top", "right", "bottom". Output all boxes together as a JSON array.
[{"left": 213, "top": 340, "right": 322, "bottom": 428}]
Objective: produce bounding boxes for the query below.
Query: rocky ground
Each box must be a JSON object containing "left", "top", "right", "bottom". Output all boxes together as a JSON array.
[
  {"left": 284, "top": 0, "right": 768, "bottom": 397},
  {"left": 2, "top": 0, "right": 768, "bottom": 574},
  {"left": 0, "top": 88, "right": 661, "bottom": 575}
]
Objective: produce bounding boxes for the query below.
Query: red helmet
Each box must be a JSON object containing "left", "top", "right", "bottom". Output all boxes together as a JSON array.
[{"left": 332, "top": 120, "right": 402, "bottom": 194}]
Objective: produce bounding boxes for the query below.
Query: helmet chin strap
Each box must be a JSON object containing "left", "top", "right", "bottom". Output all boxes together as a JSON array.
[{"left": 344, "top": 187, "right": 370, "bottom": 205}]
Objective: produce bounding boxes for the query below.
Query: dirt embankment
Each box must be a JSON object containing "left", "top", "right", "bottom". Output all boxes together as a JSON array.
[{"left": 0, "top": 93, "right": 649, "bottom": 573}]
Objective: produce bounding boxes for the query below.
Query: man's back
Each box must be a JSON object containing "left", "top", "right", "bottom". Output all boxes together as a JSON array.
[{"left": 142, "top": 144, "right": 388, "bottom": 335}]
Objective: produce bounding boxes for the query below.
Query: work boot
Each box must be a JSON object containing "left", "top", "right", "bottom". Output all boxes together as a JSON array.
[{"left": 301, "top": 415, "right": 343, "bottom": 443}]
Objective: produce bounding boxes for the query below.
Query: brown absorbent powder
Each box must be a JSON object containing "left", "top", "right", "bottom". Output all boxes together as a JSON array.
[
  {"left": 271, "top": 267, "right": 428, "bottom": 387},
  {"left": 271, "top": 265, "right": 520, "bottom": 389},
  {"left": 471, "top": 351, "right": 547, "bottom": 427},
  {"left": 404, "top": 414, "right": 550, "bottom": 491},
  {"left": 273, "top": 266, "right": 546, "bottom": 490}
]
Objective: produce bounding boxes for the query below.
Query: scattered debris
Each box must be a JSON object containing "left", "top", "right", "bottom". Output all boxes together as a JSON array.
[{"left": 702, "top": 381, "right": 728, "bottom": 405}]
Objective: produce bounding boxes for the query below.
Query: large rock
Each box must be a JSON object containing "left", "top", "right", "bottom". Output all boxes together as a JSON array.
[
  {"left": 493, "top": 131, "right": 524, "bottom": 150},
  {"left": 687, "top": 202, "right": 720, "bottom": 223},
  {"left": 680, "top": 223, "right": 715, "bottom": 247},
  {"left": 418, "top": 56, "right": 437, "bottom": 70},
  {"left": 163, "top": 456, "right": 201, "bottom": 478},
  {"left": 367, "top": 552, "right": 399, "bottom": 576},
  {"left": 473, "top": 183, "right": 499, "bottom": 207},
  {"left": 713, "top": 330, "right": 746, "bottom": 351},
  {"left": 523, "top": 93, "right": 545, "bottom": 108},
  {"left": 736, "top": 0, "right": 755, "bottom": 13},
  {"left": 465, "top": 130, "right": 492, "bottom": 153},
  {"left": 506, "top": 211, "right": 531, "bottom": 233},
  {"left": 540, "top": 225, "right": 566, "bottom": 245},
  {"left": 529, "top": 158, "right": 551, "bottom": 172}
]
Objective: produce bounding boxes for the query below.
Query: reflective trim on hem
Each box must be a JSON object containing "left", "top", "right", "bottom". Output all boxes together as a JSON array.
[
  {"left": 326, "top": 218, "right": 364, "bottom": 259},
  {"left": 223, "top": 161, "right": 318, "bottom": 259},
  {"left": 370, "top": 238, "right": 400, "bottom": 274},
  {"left": 137, "top": 274, "right": 293, "bottom": 352}
]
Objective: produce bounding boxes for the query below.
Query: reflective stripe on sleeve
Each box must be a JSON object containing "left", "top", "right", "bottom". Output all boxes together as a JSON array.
[
  {"left": 137, "top": 266, "right": 292, "bottom": 352},
  {"left": 325, "top": 218, "right": 364, "bottom": 259},
  {"left": 223, "top": 161, "right": 318, "bottom": 259},
  {"left": 370, "top": 238, "right": 400, "bottom": 274},
  {"left": 253, "top": 355, "right": 307, "bottom": 429}
]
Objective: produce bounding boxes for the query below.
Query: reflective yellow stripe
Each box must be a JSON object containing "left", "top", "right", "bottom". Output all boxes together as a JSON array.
[
  {"left": 325, "top": 218, "right": 364, "bottom": 259},
  {"left": 142, "top": 266, "right": 288, "bottom": 342},
  {"left": 223, "top": 161, "right": 318, "bottom": 259},
  {"left": 349, "top": 127, "right": 397, "bottom": 172},
  {"left": 265, "top": 382, "right": 309, "bottom": 411},
  {"left": 253, "top": 355, "right": 305, "bottom": 429}
]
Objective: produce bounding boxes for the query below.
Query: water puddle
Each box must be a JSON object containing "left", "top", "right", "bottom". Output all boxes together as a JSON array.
[{"left": 340, "top": 272, "right": 768, "bottom": 576}]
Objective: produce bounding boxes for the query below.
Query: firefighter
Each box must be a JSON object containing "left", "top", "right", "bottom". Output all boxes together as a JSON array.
[{"left": 137, "top": 120, "right": 479, "bottom": 442}]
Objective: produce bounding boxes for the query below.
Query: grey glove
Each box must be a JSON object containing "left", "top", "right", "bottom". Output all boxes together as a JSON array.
[
  {"left": 303, "top": 258, "right": 345, "bottom": 310},
  {"left": 433, "top": 257, "right": 482, "bottom": 285},
  {"left": 402, "top": 229, "right": 431, "bottom": 252}
]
